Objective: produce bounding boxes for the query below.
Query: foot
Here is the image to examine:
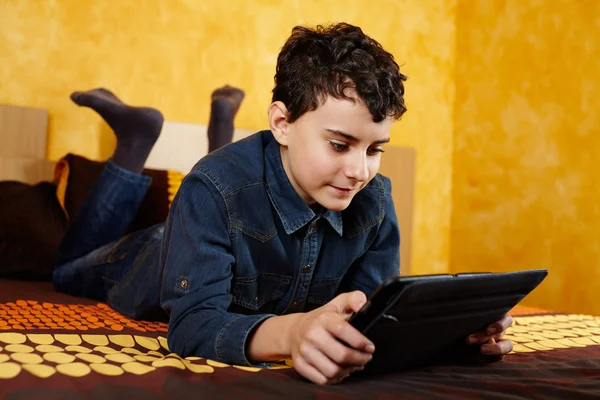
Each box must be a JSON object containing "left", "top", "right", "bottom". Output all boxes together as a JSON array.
[
  {"left": 207, "top": 85, "right": 245, "bottom": 153},
  {"left": 211, "top": 85, "right": 245, "bottom": 117},
  {"left": 71, "top": 88, "right": 164, "bottom": 173}
]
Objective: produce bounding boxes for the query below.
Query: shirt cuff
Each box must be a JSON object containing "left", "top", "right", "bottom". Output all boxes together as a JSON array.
[{"left": 216, "top": 313, "right": 276, "bottom": 366}]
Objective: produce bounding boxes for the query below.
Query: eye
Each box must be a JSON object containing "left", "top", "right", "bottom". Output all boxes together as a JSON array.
[
  {"left": 367, "top": 147, "right": 385, "bottom": 156},
  {"left": 329, "top": 141, "right": 348, "bottom": 152}
]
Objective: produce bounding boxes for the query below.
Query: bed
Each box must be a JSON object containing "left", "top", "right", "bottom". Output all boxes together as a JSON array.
[
  {"left": 2, "top": 282, "right": 600, "bottom": 399},
  {"left": 1, "top": 104, "right": 600, "bottom": 399}
]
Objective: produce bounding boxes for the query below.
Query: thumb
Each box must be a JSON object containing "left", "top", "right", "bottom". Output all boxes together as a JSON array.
[{"left": 331, "top": 291, "right": 367, "bottom": 316}]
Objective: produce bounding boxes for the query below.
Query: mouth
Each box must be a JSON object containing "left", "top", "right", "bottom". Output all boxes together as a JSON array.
[{"left": 329, "top": 185, "right": 357, "bottom": 196}]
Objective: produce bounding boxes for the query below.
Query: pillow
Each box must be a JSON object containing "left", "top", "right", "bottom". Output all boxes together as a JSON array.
[
  {"left": 0, "top": 154, "right": 185, "bottom": 281},
  {"left": 0, "top": 181, "right": 68, "bottom": 280}
]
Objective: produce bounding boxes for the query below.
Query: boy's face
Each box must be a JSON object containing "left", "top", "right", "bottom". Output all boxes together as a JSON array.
[{"left": 269, "top": 93, "right": 394, "bottom": 212}]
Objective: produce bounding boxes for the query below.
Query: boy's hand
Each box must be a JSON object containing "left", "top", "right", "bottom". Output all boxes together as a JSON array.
[
  {"left": 466, "top": 314, "right": 514, "bottom": 357},
  {"left": 289, "top": 291, "right": 374, "bottom": 385}
]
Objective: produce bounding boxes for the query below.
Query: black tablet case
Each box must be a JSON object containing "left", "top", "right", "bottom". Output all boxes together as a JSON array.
[{"left": 356, "top": 269, "right": 548, "bottom": 375}]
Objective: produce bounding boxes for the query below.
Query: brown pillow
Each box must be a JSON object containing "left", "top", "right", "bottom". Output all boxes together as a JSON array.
[
  {"left": 0, "top": 181, "right": 68, "bottom": 280},
  {"left": 0, "top": 154, "right": 185, "bottom": 281}
]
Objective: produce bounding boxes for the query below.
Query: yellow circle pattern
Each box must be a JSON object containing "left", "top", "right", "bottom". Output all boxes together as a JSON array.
[
  {"left": 0, "top": 362, "right": 21, "bottom": 379},
  {"left": 66, "top": 345, "right": 92, "bottom": 354},
  {"left": 0, "top": 333, "right": 26, "bottom": 344},
  {"left": 56, "top": 362, "right": 91, "bottom": 377},
  {"left": 36, "top": 345, "right": 64, "bottom": 353},
  {"left": 505, "top": 314, "right": 600, "bottom": 354},
  {"left": 22, "top": 364, "right": 55, "bottom": 378},
  {"left": 152, "top": 358, "right": 185, "bottom": 370},
  {"left": 0, "top": 332, "right": 290, "bottom": 380},
  {"left": 94, "top": 346, "right": 119, "bottom": 355},
  {"left": 90, "top": 363, "right": 124, "bottom": 376},
  {"left": 5, "top": 344, "right": 34, "bottom": 353},
  {"left": 76, "top": 353, "right": 106, "bottom": 364},
  {"left": 43, "top": 352, "right": 76, "bottom": 364},
  {"left": 122, "top": 362, "right": 155, "bottom": 375},
  {"left": 10, "top": 353, "right": 44, "bottom": 364},
  {"left": 105, "top": 353, "right": 135, "bottom": 363}
]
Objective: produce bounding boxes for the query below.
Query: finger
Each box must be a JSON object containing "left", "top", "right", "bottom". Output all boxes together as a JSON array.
[
  {"left": 329, "top": 374, "right": 351, "bottom": 385},
  {"left": 467, "top": 314, "right": 514, "bottom": 344},
  {"left": 466, "top": 332, "right": 505, "bottom": 344},
  {"left": 493, "top": 330, "right": 505, "bottom": 340},
  {"left": 293, "top": 355, "right": 329, "bottom": 385},
  {"left": 310, "top": 325, "right": 373, "bottom": 366},
  {"left": 321, "top": 314, "right": 375, "bottom": 353},
  {"left": 329, "top": 367, "right": 364, "bottom": 385},
  {"left": 466, "top": 333, "right": 492, "bottom": 344},
  {"left": 481, "top": 338, "right": 513, "bottom": 356},
  {"left": 329, "top": 291, "right": 368, "bottom": 316},
  {"left": 486, "top": 314, "right": 513, "bottom": 336},
  {"left": 347, "top": 291, "right": 368, "bottom": 313},
  {"left": 300, "top": 343, "right": 356, "bottom": 381}
]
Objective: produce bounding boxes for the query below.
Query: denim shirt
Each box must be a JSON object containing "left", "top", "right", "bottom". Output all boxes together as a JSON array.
[{"left": 159, "top": 130, "right": 400, "bottom": 365}]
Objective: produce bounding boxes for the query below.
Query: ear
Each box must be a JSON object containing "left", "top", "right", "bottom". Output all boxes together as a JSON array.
[{"left": 268, "top": 101, "right": 290, "bottom": 146}]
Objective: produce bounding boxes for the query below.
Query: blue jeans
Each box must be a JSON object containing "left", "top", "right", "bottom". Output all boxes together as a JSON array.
[{"left": 53, "top": 160, "right": 166, "bottom": 320}]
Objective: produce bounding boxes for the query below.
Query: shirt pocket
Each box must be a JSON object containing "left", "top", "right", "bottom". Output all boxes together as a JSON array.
[
  {"left": 231, "top": 272, "right": 292, "bottom": 311},
  {"left": 307, "top": 277, "right": 344, "bottom": 307}
]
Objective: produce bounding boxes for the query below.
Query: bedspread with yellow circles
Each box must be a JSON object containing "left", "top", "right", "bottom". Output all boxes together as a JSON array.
[
  {"left": 2, "top": 282, "right": 600, "bottom": 400},
  {"left": 1, "top": 301, "right": 599, "bottom": 378},
  {"left": 1, "top": 302, "right": 600, "bottom": 377},
  {"left": 0, "top": 299, "right": 292, "bottom": 380}
]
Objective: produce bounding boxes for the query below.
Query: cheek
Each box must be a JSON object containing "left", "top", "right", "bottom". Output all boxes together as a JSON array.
[
  {"left": 307, "top": 156, "right": 336, "bottom": 177},
  {"left": 299, "top": 153, "right": 340, "bottom": 183},
  {"left": 317, "top": 150, "right": 345, "bottom": 174},
  {"left": 306, "top": 145, "right": 333, "bottom": 168},
  {"left": 366, "top": 158, "right": 381, "bottom": 179}
]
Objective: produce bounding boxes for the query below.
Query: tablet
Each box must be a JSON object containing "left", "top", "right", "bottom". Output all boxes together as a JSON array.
[{"left": 348, "top": 269, "right": 548, "bottom": 375}]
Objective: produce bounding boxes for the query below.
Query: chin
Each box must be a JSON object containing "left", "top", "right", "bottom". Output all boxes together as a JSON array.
[{"left": 317, "top": 197, "right": 353, "bottom": 212}]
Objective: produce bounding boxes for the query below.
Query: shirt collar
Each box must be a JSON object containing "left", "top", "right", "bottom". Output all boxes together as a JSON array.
[{"left": 264, "top": 135, "right": 343, "bottom": 236}]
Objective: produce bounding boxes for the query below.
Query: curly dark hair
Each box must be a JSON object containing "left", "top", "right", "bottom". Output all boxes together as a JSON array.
[{"left": 272, "top": 22, "right": 407, "bottom": 123}]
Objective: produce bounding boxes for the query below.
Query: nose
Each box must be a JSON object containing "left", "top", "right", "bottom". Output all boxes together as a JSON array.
[{"left": 345, "top": 151, "right": 370, "bottom": 182}]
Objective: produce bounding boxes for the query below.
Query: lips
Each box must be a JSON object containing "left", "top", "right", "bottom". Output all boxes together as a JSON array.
[{"left": 329, "top": 185, "right": 356, "bottom": 195}]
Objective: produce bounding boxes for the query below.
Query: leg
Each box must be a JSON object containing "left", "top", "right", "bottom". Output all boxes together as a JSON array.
[
  {"left": 55, "top": 88, "right": 163, "bottom": 265},
  {"left": 55, "top": 160, "right": 152, "bottom": 266},
  {"left": 207, "top": 85, "right": 245, "bottom": 153},
  {"left": 53, "top": 222, "right": 164, "bottom": 311},
  {"left": 70, "top": 88, "right": 163, "bottom": 173}
]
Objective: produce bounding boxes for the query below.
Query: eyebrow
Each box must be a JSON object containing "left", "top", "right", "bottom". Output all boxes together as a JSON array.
[{"left": 325, "top": 129, "right": 390, "bottom": 145}]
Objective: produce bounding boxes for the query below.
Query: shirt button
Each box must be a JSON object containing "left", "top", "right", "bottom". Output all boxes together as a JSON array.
[
  {"left": 180, "top": 279, "right": 189, "bottom": 289},
  {"left": 292, "top": 301, "right": 299, "bottom": 308},
  {"left": 303, "top": 265, "right": 311, "bottom": 273}
]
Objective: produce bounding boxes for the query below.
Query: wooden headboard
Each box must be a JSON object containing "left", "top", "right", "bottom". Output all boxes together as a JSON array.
[
  {"left": 0, "top": 104, "right": 55, "bottom": 184},
  {"left": 379, "top": 146, "right": 415, "bottom": 274},
  {"left": 0, "top": 104, "right": 415, "bottom": 273}
]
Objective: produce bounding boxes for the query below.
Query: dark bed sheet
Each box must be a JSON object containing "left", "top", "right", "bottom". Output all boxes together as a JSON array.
[{"left": 1, "top": 279, "right": 600, "bottom": 400}]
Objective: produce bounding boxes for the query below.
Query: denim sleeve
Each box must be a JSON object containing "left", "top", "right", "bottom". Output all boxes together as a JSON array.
[
  {"left": 339, "top": 177, "right": 401, "bottom": 298},
  {"left": 159, "top": 171, "right": 274, "bottom": 366}
]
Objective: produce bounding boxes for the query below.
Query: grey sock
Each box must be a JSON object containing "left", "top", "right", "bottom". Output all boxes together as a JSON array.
[
  {"left": 71, "top": 88, "right": 163, "bottom": 173},
  {"left": 207, "top": 85, "right": 245, "bottom": 153}
]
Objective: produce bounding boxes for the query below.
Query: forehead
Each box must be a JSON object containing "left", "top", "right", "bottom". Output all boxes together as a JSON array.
[{"left": 297, "top": 95, "right": 394, "bottom": 141}]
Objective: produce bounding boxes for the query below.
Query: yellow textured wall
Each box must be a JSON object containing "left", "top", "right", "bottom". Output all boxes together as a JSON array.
[
  {"left": 0, "top": 0, "right": 456, "bottom": 276},
  {"left": 452, "top": 0, "right": 600, "bottom": 314}
]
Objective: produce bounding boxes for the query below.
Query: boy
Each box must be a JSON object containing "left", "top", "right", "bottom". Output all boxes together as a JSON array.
[{"left": 53, "top": 23, "right": 513, "bottom": 385}]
